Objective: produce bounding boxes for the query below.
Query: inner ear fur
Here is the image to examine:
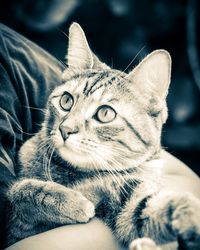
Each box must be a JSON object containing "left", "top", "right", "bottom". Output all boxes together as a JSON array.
[{"left": 127, "top": 50, "right": 171, "bottom": 102}]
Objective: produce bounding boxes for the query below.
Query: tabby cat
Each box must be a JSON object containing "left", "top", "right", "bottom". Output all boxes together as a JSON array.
[{"left": 6, "top": 23, "right": 200, "bottom": 250}]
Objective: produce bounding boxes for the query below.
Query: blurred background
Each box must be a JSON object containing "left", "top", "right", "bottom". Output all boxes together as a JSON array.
[{"left": 0, "top": 0, "right": 199, "bottom": 175}]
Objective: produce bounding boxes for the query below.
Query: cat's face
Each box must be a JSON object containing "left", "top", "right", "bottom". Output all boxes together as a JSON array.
[{"left": 44, "top": 23, "right": 171, "bottom": 172}]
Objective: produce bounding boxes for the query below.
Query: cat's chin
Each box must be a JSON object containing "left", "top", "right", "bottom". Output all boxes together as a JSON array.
[
  {"left": 56, "top": 146, "right": 93, "bottom": 169},
  {"left": 57, "top": 146, "right": 142, "bottom": 172}
]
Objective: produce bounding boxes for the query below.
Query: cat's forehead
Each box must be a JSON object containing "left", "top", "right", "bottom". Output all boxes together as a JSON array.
[{"left": 51, "top": 70, "right": 128, "bottom": 101}]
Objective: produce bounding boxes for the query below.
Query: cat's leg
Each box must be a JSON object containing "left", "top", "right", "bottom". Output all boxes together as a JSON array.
[
  {"left": 6, "top": 178, "right": 95, "bottom": 245},
  {"left": 115, "top": 191, "right": 200, "bottom": 250}
]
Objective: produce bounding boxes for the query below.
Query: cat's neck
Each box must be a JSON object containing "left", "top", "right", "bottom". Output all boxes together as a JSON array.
[
  {"left": 49, "top": 152, "right": 108, "bottom": 186},
  {"left": 49, "top": 150, "right": 154, "bottom": 187}
]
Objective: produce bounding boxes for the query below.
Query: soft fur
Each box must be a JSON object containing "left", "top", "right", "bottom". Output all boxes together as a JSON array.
[{"left": 6, "top": 23, "right": 200, "bottom": 250}]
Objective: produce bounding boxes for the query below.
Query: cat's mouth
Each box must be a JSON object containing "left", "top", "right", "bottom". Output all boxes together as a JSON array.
[
  {"left": 55, "top": 143, "right": 140, "bottom": 172},
  {"left": 51, "top": 129, "right": 94, "bottom": 166},
  {"left": 50, "top": 128, "right": 146, "bottom": 172}
]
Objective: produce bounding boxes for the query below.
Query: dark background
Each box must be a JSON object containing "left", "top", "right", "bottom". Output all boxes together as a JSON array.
[{"left": 0, "top": 0, "right": 200, "bottom": 175}]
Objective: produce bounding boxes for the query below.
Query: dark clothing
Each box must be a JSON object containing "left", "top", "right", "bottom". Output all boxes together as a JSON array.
[{"left": 0, "top": 23, "right": 64, "bottom": 248}]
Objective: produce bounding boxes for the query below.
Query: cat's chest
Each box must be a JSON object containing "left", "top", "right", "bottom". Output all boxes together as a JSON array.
[
  {"left": 50, "top": 162, "right": 143, "bottom": 210},
  {"left": 51, "top": 165, "right": 123, "bottom": 204},
  {"left": 72, "top": 177, "right": 120, "bottom": 207}
]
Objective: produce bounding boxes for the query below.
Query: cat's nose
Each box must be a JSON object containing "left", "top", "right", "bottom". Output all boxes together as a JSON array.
[{"left": 59, "top": 124, "right": 78, "bottom": 141}]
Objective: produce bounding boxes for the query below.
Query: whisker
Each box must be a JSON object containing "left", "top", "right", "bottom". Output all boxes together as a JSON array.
[
  {"left": 57, "top": 28, "right": 69, "bottom": 39},
  {"left": 68, "top": 142, "right": 116, "bottom": 187},
  {"left": 34, "top": 122, "right": 53, "bottom": 132},
  {"left": 90, "top": 149, "right": 129, "bottom": 197},
  {"left": 96, "top": 155, "right": 126, "bottom": 195},
  {"left": 42, "top": 143, "right": 54, "bottom": 181},
  {"left": 122, "top": 45, "right": 146, "bottom": 74},
  {"left": 14, "top": 124, "right": 37, "bottom": 136},
  {"left": 60, "top": 138, "right": 155, "bottom": 195},
  {"left": 37, "top": 139, "right": 52, "bottom": 153},
  {"left": 53, "top": 55, "right": 68, "bottom": 68},
  {"left": 101, "top": 155, "right": 132, "bottom": 194},
  {"left": 22, "top": 105, "right": 47, "bottom": 113},
  {"left": 46, "top": 145, "right": 55, "bottom": 182}
]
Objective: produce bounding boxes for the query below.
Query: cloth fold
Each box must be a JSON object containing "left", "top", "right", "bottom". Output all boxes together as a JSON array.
[{"left": 0, "top": 23, "right": 64, "bottom": 182}]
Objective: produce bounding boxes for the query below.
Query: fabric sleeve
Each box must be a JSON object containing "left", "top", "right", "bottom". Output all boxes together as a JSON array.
[
  {"left": 0, "top": 23, "right": 64, "bottom": 248},
  {"left": 0, "top": 23, "right": 64, "bottom": 185}
]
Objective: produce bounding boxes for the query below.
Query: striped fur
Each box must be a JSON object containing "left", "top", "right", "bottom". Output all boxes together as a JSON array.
[{"left": 6, "top": 23, "right": 200, "bottom": 250}]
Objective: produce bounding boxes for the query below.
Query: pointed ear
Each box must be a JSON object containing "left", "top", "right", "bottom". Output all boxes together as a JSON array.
[
  {"left": 67, "top": 22, "right": 110, "bottom": 70},
  {"left": 127, "top": 50, "right": 171, "bottom": 100},
  {"left": 92, "top": 53, "right": 110, "bottom": 70},
  {"left": 67, "top": 22, "right": 93, "bottom": 69}
]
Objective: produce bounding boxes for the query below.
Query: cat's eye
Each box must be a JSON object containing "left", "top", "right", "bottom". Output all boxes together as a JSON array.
[
  {"left": 59, "top": 92, "right": 74, "bottom": 111},
  {"left": 95, "top": 105, "right": 116, "bottom": 123}
]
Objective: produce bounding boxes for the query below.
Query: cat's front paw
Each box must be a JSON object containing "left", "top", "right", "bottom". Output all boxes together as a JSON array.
[
  {"left": 172, "top": 193, "right": 200, "bottom": 250},
  {"left": 8, "top": 179, "right": 95, "bottom": 225},
  {"left": 129, "top": 238, "right": 161, "bottom": 250},
  {"left": 68, "top": 192, "right": 95, "bottom": 223},
  {"left": 40, "top": 181, "right": 95, "bottom": 224},
  {"left": 46, "top": 182, "right": 96, "bottom": 223}
]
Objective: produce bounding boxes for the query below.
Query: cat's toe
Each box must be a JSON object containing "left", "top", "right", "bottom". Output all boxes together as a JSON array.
[
  {"left": 172, "top": 194, "right": 200, "bottom": 250},
  {"left": 84, "top": 199, "right": 95, "bottom": 218},
  {"left": 80, "top": 198, "right": 95, "bottom": 221},
  {"left": 177, "top": 229, "right": 200, "bottom": 250},
  {"left": 74, "top": 197, "right": 95, "bottom": 223},
  {"left": 174, "top": 214, "right": 200, "bottom": 250},
  {"left": 129, "top": 237, "right": 161, "bottom": 250}
]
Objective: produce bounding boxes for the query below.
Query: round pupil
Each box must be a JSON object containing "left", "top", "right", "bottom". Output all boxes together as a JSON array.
[{"left": 60, "top": 93, "right": 73, "bottom": 111}]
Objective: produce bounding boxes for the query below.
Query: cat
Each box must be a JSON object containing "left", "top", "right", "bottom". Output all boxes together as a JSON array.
[{"left": 6, "top": 23, "right": 200, "bottom": 250}]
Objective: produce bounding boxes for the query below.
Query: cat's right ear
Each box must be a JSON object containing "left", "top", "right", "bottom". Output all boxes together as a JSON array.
[{"left": 66, "top": 23, "right": 110, "bottom": 70}]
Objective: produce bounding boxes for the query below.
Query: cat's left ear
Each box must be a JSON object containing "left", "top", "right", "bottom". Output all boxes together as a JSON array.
[
  {"left": 67, "top": 23, "right": 110, "bottom": 70},
  {"left": 127, "top": 50, "right": 171, "bottom": 101}
]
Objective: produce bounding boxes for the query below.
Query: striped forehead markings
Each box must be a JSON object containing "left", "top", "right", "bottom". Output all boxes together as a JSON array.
[
  {"left": 83, "top": 73, "right": 105, "bottom": 96},
  {"left": 63, "top": 71, "right": 123, "bottom": 98},
  {"left": 83, "top": 72, "right": 108, "bottom": 96},
  {"left": 89, "top": 76, "right": 115, "bottom": 96},
  {"left": 83, "top": 72, "right": 117, "bottom": 96}
]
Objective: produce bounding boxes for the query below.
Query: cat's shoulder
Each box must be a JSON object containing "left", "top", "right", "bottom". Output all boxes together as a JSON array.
[
  {"left": 18, "top": 135, "right": 40, "bottom": 177},
  {"left": 19, "top": 136, "right": 37, "bottom": 162}
]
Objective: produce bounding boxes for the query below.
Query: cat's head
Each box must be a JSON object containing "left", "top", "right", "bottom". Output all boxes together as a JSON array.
[{"left": 45, "top": 23, "right": 171, "bottom": 172}]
